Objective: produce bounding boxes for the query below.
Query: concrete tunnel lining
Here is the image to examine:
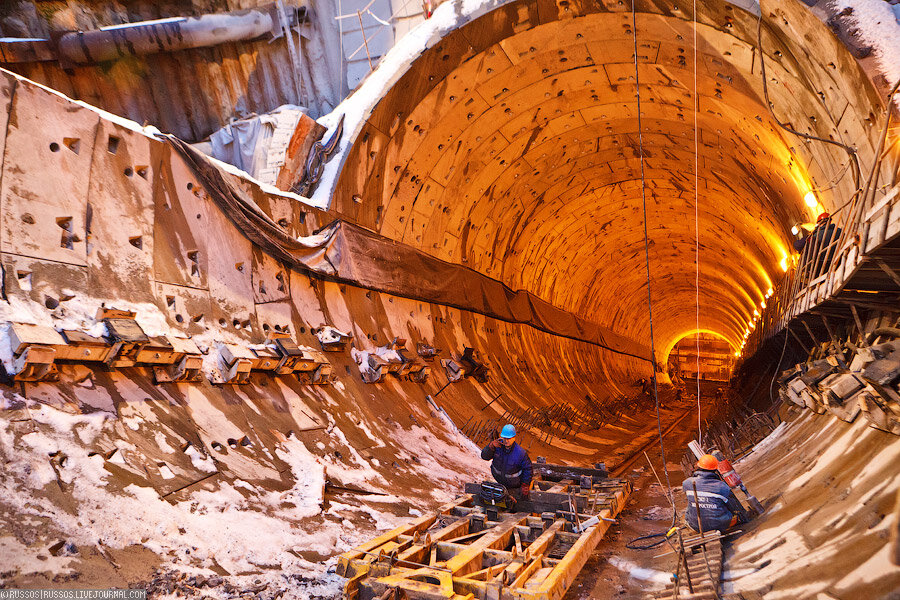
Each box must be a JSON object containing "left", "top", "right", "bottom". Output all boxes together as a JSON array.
[{"left": 313, "top": 0, "right": 889, "bottom": 373}]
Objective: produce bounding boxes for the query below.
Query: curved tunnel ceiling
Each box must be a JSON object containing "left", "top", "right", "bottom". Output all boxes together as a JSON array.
[{"left": 327, "top": 0, "right": 887, "bottom": 362}]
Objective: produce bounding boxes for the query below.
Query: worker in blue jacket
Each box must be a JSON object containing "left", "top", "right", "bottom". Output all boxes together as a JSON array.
[
  {"left": 683, "top": 454, "right": 752, "bottom": 532},
  {"left": 481, "top": 424, "right": 533, "bottom": 499}
]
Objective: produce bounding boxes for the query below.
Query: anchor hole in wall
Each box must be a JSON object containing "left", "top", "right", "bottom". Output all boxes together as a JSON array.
[
  {"left": 263, "top": 324, "right": 270, "bottom": 332},
  {"left": 16, "top": 271, "right": 32, "bottom": 291},
  {"left": 276, "top": 272, "right": 286, "bottom": 292},
  {"left": 63, "top": 138, "right": 80, "bottom": 154},
  {"left": 57, "top": 217, "right": 75, "bottom": 249},
  {"left": 49, "top": 142, "right": 60, "bottom": 152},
  {"left": 107, "top": 136, "right": 120, "bottom": 154},
  {"left": 175, "top": 314, "right": 184, "bottom": 323},
  {"left": 298, "top": 212, "right": 306, "bottom": 224},
  {"left": 233, "top": 319, "right": 242, "bottom": 330},
  {"left": 44, "top": 295, "right": 59, "bottom": 310},
  {"left": 136, "top": 166, "right": 148, "bottom": 179},
  {"left": 166, "top": 296, "right": 175, "bottom": 308},
  {"left": 60, "top": 291, "right": 75, "bottom": 302},
  {"left": 235, "top": 262, "right": 244, "bottom": 272},
  {"left": 191, "top": 314, "right": 203, "bottom": 323},
  {"left": 239, "top": 436, "right": 252, "bottom": 447},
  {"left": 218, "top": 318, "right": 226, "bottom": 327},
  {"left": 129, "top": 236, "right": 143, "bottom": 250},
  {"left": 227, "top": 438, "right": 238, "bottom": 449},
  {"left": 259, "top": 281, "right": 267, "bottom": 294},
  {"left": 277, "top": 218, "right": 289, "bottom": 228},
  {"left": 124, "top": 167, "right": 133, "bottom": 177},
  {"left": 187, "top": 250, "right": 200, "bottom": 277},
  {"left": 211, "top": 442, "right": 225, "bottom": 453}
]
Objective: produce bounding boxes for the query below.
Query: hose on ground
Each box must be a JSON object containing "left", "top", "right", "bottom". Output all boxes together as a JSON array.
[{"left": 626, "top": 530, "right": 676, "bottom": 550}]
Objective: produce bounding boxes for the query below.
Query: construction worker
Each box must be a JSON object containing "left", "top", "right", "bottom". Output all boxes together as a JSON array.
[
  {"left": 793, "top": 212, "right": 842, "bottom": 279},
  {"left": 683, "top": 454, "right": 752, "bottom": 532},
  {"left": 481, "top": 424, "right": 533, "bottom": 499}
]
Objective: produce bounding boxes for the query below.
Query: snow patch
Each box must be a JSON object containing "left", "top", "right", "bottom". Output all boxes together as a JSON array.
[{"left": 834, "top": 0, "right": 900, "bottom": 105}]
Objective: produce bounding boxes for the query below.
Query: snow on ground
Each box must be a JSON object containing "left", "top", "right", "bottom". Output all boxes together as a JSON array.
[
  {"left": 0, "top": 395, "right": 458, "bottom": 597},
  {"left": 392, "top": 418, "right": 492, "bottom": 503},
  {"left": 607, "top": 556, "right": 670, "bottom": 588},
  {"left": 0, "top": 357, "right": 487, "bottom": 597}
]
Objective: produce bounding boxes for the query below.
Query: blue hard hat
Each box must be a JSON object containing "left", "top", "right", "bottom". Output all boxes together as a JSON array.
[{"left": 500, "top": 424, "right": 516, "bottom": 439}]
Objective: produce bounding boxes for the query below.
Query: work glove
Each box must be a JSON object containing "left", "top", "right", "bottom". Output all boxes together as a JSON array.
[
  {"left": 489, "top": 439, "right": 502, "bottom": 449},
  {"left": 521, "top": 483, "right": 530, "bottom": 498}
]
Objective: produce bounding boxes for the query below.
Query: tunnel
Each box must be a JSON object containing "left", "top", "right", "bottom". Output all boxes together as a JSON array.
[
  {"left": 0, "top": 0, "right": 898, "bottom": 598},
  {"left": 306, "top": 0, "right": 895, "bottom": 459}
]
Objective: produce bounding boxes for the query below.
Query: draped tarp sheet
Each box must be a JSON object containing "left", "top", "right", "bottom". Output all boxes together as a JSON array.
[{"left": 168, "top": 136, "right": 652, "bottom": 362}]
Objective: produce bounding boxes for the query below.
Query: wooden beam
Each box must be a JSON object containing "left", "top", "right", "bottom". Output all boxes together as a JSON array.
[
  {"left": 875, "top": 258, "right": 900, "bottom": 289},
  {"left": 788, "top": 327, "right": 811, "bottom": 355},
  {"left": 801, "top": 319, "right": 819, "bottom": 347},
  {"left": 819, "top": 314, "right": 837, "bottom": 345},
  {"left": 850, "top": 304, "right": 867, "bottom": 344}
]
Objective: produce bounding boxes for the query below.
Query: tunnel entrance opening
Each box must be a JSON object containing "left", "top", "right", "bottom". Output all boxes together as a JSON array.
[{"left": 667, "top": 331, "right": 735, "bottom": 383}]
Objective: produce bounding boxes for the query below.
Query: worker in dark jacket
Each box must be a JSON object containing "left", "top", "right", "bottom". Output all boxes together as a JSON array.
[
  {"left": 481, "top": 424, "right": 533, "bottom": 499},
  {"left": 793, "top": 212, "right": 842, "bottom": 279},
  {"left": 683, "top": 454, "right": 752, "bottom": 532}
]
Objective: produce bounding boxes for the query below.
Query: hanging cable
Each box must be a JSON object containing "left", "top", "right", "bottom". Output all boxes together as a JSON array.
[
  {"left": 692, "top": 0, "right": 702, "bottom": 444},
  {"left": 630, "top": 0, "right": 674, "bottom": 509},
  {"left": 756, "top": 5, "right": 861, "bottom": 190}
]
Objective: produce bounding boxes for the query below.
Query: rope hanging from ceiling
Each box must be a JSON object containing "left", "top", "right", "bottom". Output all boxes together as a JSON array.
[
  {"left": 630, "top": 0, "right": 674, "bottom": 505},
  {"left": 693, "top": 0, "right": 703, "bottom": 444}
]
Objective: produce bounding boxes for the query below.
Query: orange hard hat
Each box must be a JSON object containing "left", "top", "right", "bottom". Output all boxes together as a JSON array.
[
  {"left": 817, "top": 212, "right": 830, "bottom": 223},
  {"left": 697, "top": 454, "right": 718, "bottom": 470}
]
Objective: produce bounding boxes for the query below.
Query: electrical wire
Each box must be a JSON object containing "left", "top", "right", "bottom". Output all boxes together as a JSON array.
[
  {"left": 692, "top": 0, "right": 702, "bottom": 445},
  {"left": 756, "top": 5, "right": 862, "bottom": 190},
  {"left": 630, "top": 0, "right": 674, "bottom": 511}
]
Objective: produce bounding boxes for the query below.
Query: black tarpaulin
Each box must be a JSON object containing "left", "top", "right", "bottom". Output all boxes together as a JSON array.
[{"left": 167, "top": 136, "right": 651, "bottom": 362}]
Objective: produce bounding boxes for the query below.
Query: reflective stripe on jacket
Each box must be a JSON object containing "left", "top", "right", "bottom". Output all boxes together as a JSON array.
[
  {"left": 683, "top": 470, "right": 745, "bottom": 531},
  {"left": 480, "top": 441, "right": 533, "bottom": 489}
]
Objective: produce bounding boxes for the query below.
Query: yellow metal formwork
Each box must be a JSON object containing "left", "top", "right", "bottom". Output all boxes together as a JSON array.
[{"left": 338, "top": 478, "right": 632, "bottom": 600}]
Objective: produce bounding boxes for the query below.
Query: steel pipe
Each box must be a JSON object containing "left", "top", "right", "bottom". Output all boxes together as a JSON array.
[
  {"left": 59, "top": 11, "right": 274, "bottom": 64},
  {"left": 0, "top": 7, "right": 286, "bottom": 64}
]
